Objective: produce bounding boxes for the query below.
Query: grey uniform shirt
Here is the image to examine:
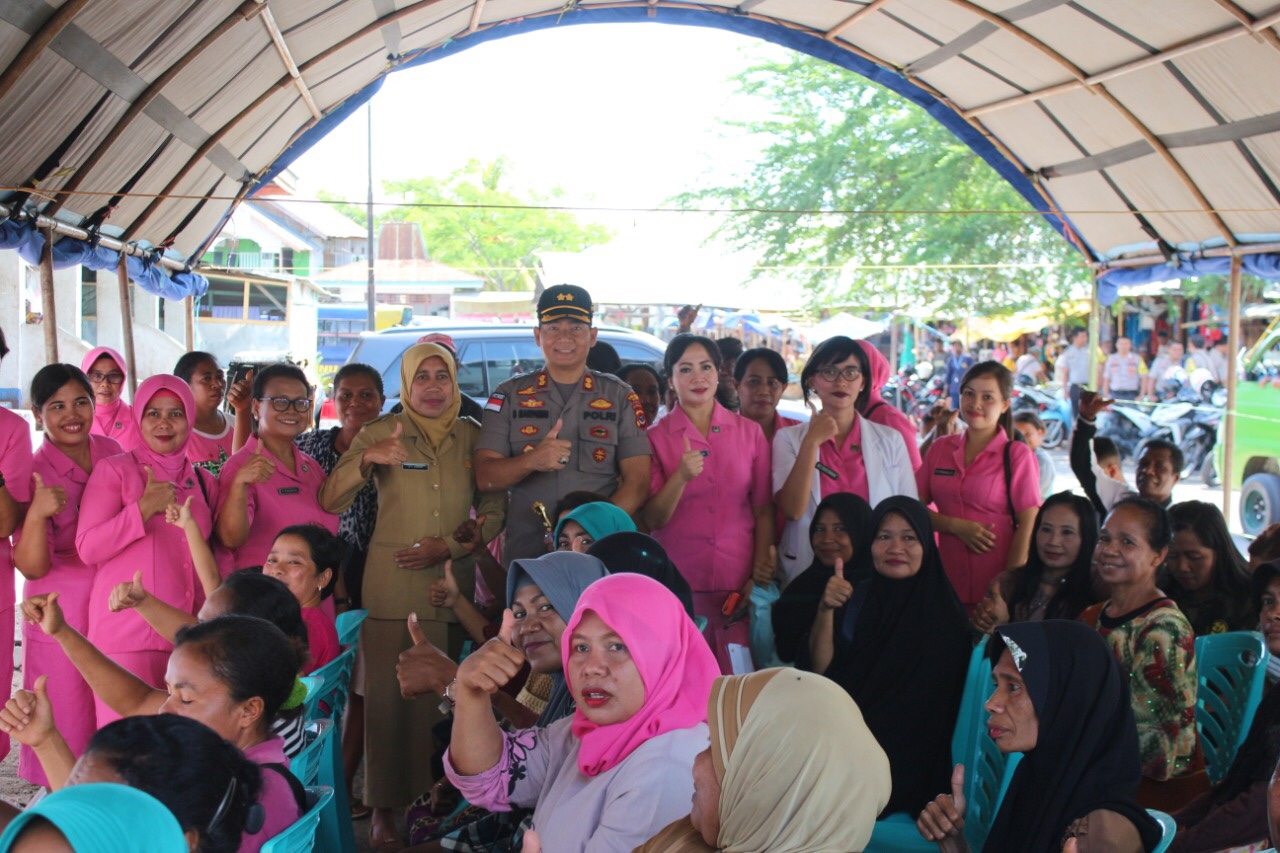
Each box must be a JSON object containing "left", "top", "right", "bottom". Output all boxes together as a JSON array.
[{"left": 477, "top": 368, "right": 651, "bottom": 562}]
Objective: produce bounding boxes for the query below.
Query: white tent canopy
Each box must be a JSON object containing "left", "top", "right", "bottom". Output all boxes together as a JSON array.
[
  {"left": 808, "top": 311, "right": 885, "bottom": 342},
  {"left": 1, "top": 0, "right": 1279, "bottom": 272}
]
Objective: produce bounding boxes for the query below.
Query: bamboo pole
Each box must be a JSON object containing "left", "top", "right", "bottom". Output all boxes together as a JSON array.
[
  {"left": 117, "top": 258, "right": 138, "bottom": 399},
  {"left": 185, "top": 295, "right": 195, "bottom": 352},
  {"left": 1222, "top": 256, "right": 1243, "bottom": 527},
  {"left": 39, "top": 229, "right": 58, "bottom": 364}
]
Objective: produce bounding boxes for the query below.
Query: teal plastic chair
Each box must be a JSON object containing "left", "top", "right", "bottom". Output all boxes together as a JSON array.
[
  {"left": 261, "top": 786, "right": 334, "bottom": 853},
  {"left": 289, "top": 718, "right": 334, "bottom": 787},
  {"left": 1148, "top": 809, "right": 1176, "bottom": 853},
  {"left": 1193, "top": 631, "right": 1268, "bottom": 785},
  {"left": 314, "top": 712, "right": 357, "bottom": 853},
  {"left": 866, "top": 638, "right": 1022, "bottom": 852},
  {"left": 334, "top": 609, "right": 368, "bottom": 646},
  {"left": 304, "top": 645, "right": 358, "bottom": 726}
]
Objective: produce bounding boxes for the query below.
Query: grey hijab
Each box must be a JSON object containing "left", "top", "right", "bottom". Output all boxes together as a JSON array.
[{"left": 505, "top": 551, "right": 609, "bottom": 726}]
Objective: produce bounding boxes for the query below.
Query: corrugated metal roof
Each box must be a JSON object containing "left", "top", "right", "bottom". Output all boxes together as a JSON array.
[{"left": 1, "top": 0, "right": 1278, "bottom": 272}]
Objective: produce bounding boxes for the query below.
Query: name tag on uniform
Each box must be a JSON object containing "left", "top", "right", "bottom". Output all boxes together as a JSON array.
[
  {"left": 402, "top": 462, "right": 430, "bottom": 471},
  {"left": 277, "top": 487, "right": 300, "bottom": 495},
  {"left": 815, "top": 462, "right": 839, "bottom": 480},
  {"left": 934, "top": 468, "right": 957, "bottom": 477}
]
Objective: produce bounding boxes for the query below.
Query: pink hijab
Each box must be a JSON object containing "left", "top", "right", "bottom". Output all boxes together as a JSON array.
[
  {"left": 81, "top": 346, "right": 133, "bottom": 436},
  {"left": 853, "top": 339, "right": 891, "bottom": 394},
  {"left": 131, "top": 374, "right": 197, "bottom": 482},
  {"left": 563, "top": 574, "right": 718, "bottom": 777}
]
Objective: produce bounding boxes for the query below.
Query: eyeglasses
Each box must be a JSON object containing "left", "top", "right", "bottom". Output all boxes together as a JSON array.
[
  {"left": 88, "top": 371, "right": 125, "bottom": 385},
  {"left": 816, "top": 366, "right": 863, "bottom": 383},
  {"left": 540, "top": 323, "right": 590, "bottom": 339},
  {"left": 742, "top": 377, "right": 785, "bottom": 391},
  {"left": 258, "top": 396, "right": 313, "bottom": 414}
]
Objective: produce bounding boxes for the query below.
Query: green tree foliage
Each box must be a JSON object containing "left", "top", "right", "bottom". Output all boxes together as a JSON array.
[
  {"left": 375, "top": 159, "right": 611, "bottom": 291},
  {"left": 677, "top": 53, "right": 1090, "bottom": 317}
]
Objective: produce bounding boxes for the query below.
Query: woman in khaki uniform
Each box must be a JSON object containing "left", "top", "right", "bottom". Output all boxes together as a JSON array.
[{"left": 320, "top": 341, "right": 505, "bottom": 848}]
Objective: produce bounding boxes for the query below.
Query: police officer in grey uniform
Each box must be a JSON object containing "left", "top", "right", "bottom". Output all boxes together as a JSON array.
[{"left": 474, "top": 284, "right": 652, "bottom": 562}]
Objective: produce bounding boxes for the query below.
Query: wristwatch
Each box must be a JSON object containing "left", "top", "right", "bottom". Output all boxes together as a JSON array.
[{"left": 439, "top": 679, "right": 459, "bottom": 716}]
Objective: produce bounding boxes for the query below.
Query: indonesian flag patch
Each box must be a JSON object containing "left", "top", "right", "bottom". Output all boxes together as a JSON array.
[{"left": 485, "top": 392, "right": 506, "bottom": 412}]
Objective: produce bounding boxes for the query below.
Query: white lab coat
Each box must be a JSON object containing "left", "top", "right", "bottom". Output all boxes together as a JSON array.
[{"left": 771, "top": 414, "right": 918, "bottom": 587}]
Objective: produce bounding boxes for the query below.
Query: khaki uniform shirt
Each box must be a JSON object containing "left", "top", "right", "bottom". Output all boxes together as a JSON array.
[
  {"left": 319, "top": 413, "right": 506, "bottom": 621},
  {"left": 477, "top": 368, "right": 650, "bottom": 562}
]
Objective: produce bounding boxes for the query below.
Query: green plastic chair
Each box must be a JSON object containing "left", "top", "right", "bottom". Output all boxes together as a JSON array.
[
  {"left": 261, "top": 786, "right": 334, "bottom": 853},
  {"left": 865, "top": 637, "right": 1022, "bottom": 852},
  {"left": 1193, "top": 631, "right": 1268, "bottom": 785},
  {"left": 1148, "top": 809, "right": 1176, "bottom": 853},
  {"left": 334, "top": 609, "right": 368, "bottom": 646}
]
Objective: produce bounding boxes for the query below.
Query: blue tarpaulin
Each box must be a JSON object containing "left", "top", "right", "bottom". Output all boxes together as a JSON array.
[
  {"left": 1097, "top": 252, "right": 1280, "bottom": 305},
  {"left": 0, "top": 219, "right": 207, "bottom": 299}
]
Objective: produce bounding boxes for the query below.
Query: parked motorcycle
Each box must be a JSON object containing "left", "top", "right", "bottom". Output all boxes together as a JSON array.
[{"left": 1012, "top": 379, "right": 1072, "bottom": 449}]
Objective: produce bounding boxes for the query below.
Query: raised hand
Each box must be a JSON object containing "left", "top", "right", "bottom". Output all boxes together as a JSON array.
[
  {"left": 139, "top": 466, "right": 177, "bottom": 520},
  {"left": 451, "top": 514, "right": 489, "bottom": 553},
  {"left": 226, "top": 369, "right": 254, "bottom": 413},
  {"left": 930, "top": 401, "right": 960, "bottom": 436},
  {"left": 164, "top": 495, "right": 195, "bottom": 528},
  {"left": 971, "top": 582, "right": 1010, "bottom": 634},
  {"left": 804, "top": 400, "right": 840, "bottom": 447},
  {"left": 397, "top": 613, "right": 459, "bottom": 699},
  {"left": 362, "top": 422, "right": 408, "bottom": 467},
  {"left": 21, "top": 592, "right": 66, "bottom": 639},
  {"left": 455, "top": 610, "right": 525, "bottom": 696},
  {"left": 109, "top": 570, "right": 148, "bottom": 613},
  {"left": 0, "top": 675, "right": 56, "bottom": 748},
  {"left": 429, "top": 561, "right": 462, "bottom": 610},
  {"left": 28, "top": 473, "right": 67, "bottom": 520},
  {"left": 234, "top": 441, "right": 277, "bottom": 487},
  {"left": 752, "top": 545, "right": 777, "bottom": 588},
  {"left": 528, "top": 419, "right": 572, "bottom": 473},
  {"left": 954, "top": 519, "right": 997, "bottom": 554},
  {"left": 1078, "top": 389, "right": 1114, "bottom": 421},
  {"left": 820, "top": 557, "right": 853, "bottom": 611},
  {"left": 916, "top": 764, "right": 967, "bottom": 842},
  {"left": 677, "top": 435, "right": 704, "bottom": 482}
]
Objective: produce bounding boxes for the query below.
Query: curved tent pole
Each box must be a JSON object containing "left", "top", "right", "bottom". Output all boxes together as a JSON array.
[{"left": 0, "top": 0, "right": 94, "bottom": 105}]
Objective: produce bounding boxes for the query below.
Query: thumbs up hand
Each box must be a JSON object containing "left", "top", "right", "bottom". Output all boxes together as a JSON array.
[
  {"left": 362, "top": 421, "right": 408, "bottom": 467},
  {"left": 971, "top": 580, "right": 1011, "bottom": 634},
  {"left": 234, "top": 441, "right": 277, "bottom": 487},
  {"left": 677, "top": 435, "right": 704, "bottom": 482},
  {"left": 109, "top": 570, "right": 149, "bottom": 613},
  {"left": 139, "top": 466, "right": 177, "bottom": 520},
  {"left": 529, "top": 418, "right": 572, "bottom": 473},
  {"left": 396, "top": 613, "right": 460, "bottom": 699},
  {"left": 29, "top": 472, "right": 67, "bottom": 520},
  {"left": 915, "top": 764, "right": 968, "bottom": 842},
  {"left": 820, "top": 557, "right": 853, "bottom": 611},
  {"left": 0, "top": 675, "right": 57, "bottom": 748},
  {"left": 429, "top": 560, "right": 462, "bottom": 609},
  {"left": 226, "top": 369, "right": 254, "bottom": 413},
  {"left": 164, "top": 495, "right": 195, "bottom": 528},
  {"left": 455, "top": 609, "right": 525, "bottom": 697}
]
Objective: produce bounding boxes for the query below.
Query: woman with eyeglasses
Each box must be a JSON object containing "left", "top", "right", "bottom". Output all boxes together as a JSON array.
[
  {"left": 76, "top": 375, "right": 220, "bottom": 723},
  {"left": 80, "top": 347, "right": 140, "bottom": 451},
  {"left": 642, "top": 334, "right": 775, "bottom": 673},
  {"left": 773, "top": 336, "right": 917, "bottom": 586},
  {"left": 213, "top": 363, "right": 337, "bottom": 576}
]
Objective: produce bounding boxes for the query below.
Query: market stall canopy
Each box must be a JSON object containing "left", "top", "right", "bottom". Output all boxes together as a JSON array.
[
  {"left": 953, "top": 299, "right": 1090, "bottom": 343},
  {"left": 809, "top": 312, "right": 884, "bottom": 342},
  {"left": 3, "top": 0, "right": 1280, "bottom": 298}
]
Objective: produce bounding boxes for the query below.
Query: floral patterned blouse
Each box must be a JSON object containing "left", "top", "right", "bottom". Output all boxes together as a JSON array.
[{"left": 295, "top": 427, "right": 377, "bottom": 552}]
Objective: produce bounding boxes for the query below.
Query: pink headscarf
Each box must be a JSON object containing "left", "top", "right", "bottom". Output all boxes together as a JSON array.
[
  {"left": 81, "top": 346, "right": 130, "bottom": 433},
  {"left": 853, "top": 339, "right": 890, "bottom": 394},
  {"left": 131, "top": 374, "right": 197, "bottom": 482},
  {"left": 563, "top": 574, "right": 718, "bottom": 777}
]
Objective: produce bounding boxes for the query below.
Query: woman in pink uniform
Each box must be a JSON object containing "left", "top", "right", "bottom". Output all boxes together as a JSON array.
[
  {"left": 773, "top": 336, "right": 917, "bottom": 586},
  {"left": 76, "top": 374, "right": 218, "bottom": 724},
  {"left": 916, "top": 360, "right": 1042, "bottom": 611},
  {"left": 854, "top": 339, "right": 923, "bottom": 470},
  {"left": 13, "top": 364, "right": 120, "bottom": 787},
  {"left": 642, "top": 334, "right": 774, "bottom": 673},
  {"left": 174, "top": 351, "right": 235, "bottom": 477},
  {"left": 80, "top": 346, "right": 140, "bottom": 451},
  {"left": 216, "top": 363, "right": 337, "bottom": 573},
  {"left": 0, "top": 327, "right": 32, "bottom": 765}
]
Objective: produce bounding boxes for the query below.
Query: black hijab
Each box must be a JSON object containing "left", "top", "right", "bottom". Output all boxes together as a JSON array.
[
  {"left": 987, "top": 620, "right": 1162, "bottom": 852},
  {"left": 824, "top": 496, "right": 970, "bottom": 816},
  {"left": 586, "top": 532, "right": 696, "bottom": 618},
  {"left": 772, "top": 492, "right": 874, "bottom": 663},
  {"left": 1212, "top": 560, "right": 1280, "bottom": 804}
]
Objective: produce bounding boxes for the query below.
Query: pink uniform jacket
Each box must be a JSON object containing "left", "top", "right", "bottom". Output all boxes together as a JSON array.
[
  {"left": 0, "top": 406, "right": 34, "bottom": 612},
  {"left": 216, "top": 436, "right": 338, "bottom": 571}
]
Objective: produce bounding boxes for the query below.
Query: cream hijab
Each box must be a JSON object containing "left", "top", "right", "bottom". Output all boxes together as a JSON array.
[
  {"left": 397, "top": 342, "right": 460, "bottom": 448},
  {"left": 637, "top": 668, "right": 891, "bottom": 853}
]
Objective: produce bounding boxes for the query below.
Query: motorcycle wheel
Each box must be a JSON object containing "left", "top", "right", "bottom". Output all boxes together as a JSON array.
[
  {"left": 1200, "top": 454, "right": 1220, "bottom": 487},
  {"left": 1180, "top": 441, "right": 1205, "bottom": 481},
  {"left": 1042, "top": 419, "right": 1065, "bottom": 450}
]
